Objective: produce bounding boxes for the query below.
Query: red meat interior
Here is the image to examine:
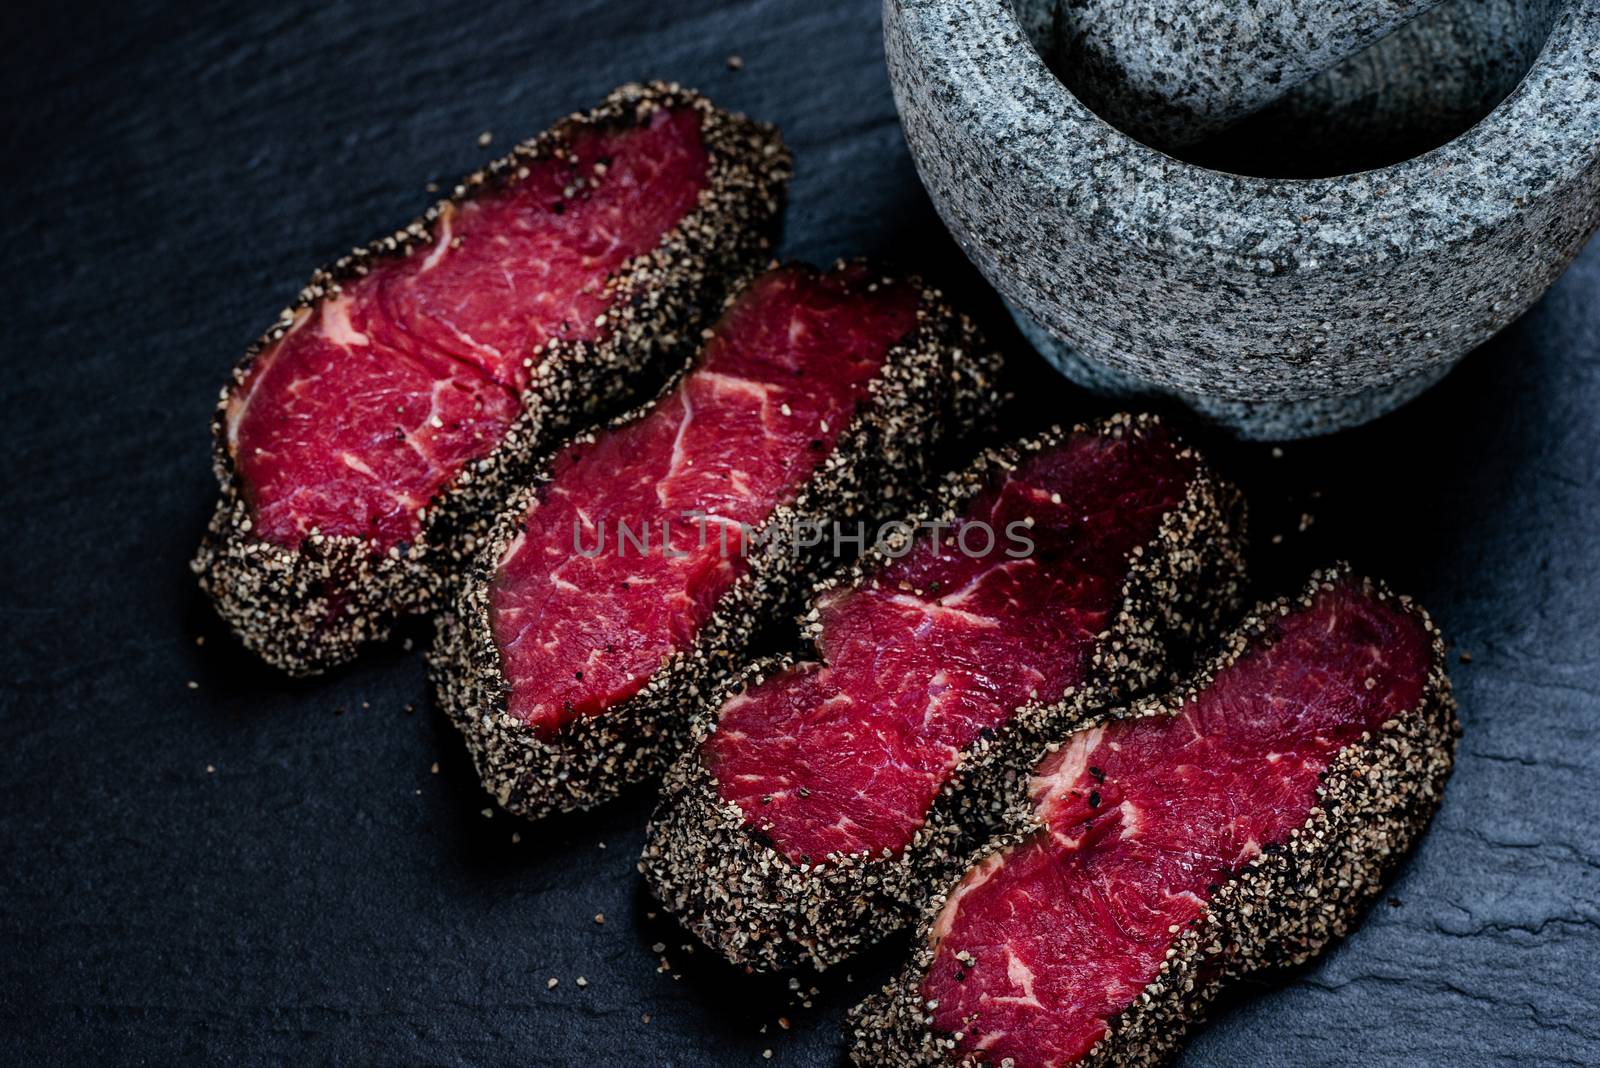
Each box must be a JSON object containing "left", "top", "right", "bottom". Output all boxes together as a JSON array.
[
  {"left": 226, "top": 107, "right": 709, "bottom": 551},
  {"left": 706, "top": 425, "right": 1199, "bottom": 862},
  {"left": 490, "top": 264, "right": 920, "bottom": 735},
  {"left": 920, "top": 579, "right": 1433, "bottom": 1067}
]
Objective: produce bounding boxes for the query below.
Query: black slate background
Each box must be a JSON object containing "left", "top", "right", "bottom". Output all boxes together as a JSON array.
[{"left": 3, "top": 1, "right": 1598, "bottom": 1065}]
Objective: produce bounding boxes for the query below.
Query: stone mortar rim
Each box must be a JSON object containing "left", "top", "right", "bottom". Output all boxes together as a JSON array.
[{"left": 897, "top": 0, "right": 1600, "bottom": 272}]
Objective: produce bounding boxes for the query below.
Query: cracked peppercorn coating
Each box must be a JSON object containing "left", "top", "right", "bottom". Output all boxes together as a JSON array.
[
  {"left": 639, "top": 414, "right": 1248, "bottom": 972},
  {"left": 847, "top": 567, "right": 1459, "bottom": 1067},
  {"left": 430, "top": 261, "right": 1006, "bottom": 822},
  {"left": 193, "top": 82, "right": 791, "bottom": 676}
]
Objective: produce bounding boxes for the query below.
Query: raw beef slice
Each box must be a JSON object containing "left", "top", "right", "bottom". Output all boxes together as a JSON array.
[
  {"left": 641, "top": 415, "right": 1247, "bottom": 971},
  {"left": 850, "top": 568, "right": 1458, "bottom": 1067},
  {"left": 430, "top": 262, "right": 1004, "bottom": 820},
  {"left": 193, "top": 82, "right": 790, "bottom": 675}
]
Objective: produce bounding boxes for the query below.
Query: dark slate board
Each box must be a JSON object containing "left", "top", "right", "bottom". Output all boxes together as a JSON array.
[{"left": 3, "top": 1, "right": 1597, "bottom": 1064}]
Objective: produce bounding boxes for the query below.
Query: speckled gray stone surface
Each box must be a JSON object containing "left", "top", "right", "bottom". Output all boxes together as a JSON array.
[
  {"left": 1021, "top": 0, "right": 1446, "bottom": 149},
  {"left": 886, "top": 0, "right": 1600, "bottom": 438},
  {"left": 1014, "top": 0, "right": 1564, "bottom": 422},
  {"left": 1190, "top": 0, "right": 1568, "bottom": 176},
  {"left": 1006, "top": 302, "right": 1463, "bottom": 435}
]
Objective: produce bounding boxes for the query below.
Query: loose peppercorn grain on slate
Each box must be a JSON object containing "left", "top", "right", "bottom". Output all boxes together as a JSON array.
[
  {"left": 430, "top": 261, "right": 1005, "bottom": 821},
  {"left": 192, "top": 82, "right": 791, "bottom": 675},
  {"left": 640, "top": 415, "right": 1247, "bottom": 971},
  {"left": 848, "top": 568, "right": 1458, "bottom": 1067}
]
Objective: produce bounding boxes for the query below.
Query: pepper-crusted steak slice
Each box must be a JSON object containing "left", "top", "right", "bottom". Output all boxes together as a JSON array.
[
  {"left": 432, "top": 261, "right": 1004, "bottom": 819},
  {"left": 641, "top": 416, "right": 1246, "bottom": 971},
  {"left": 496, "top": 265, "right": 917, "bottom": 733},
  {"left": 228, "top": 108, "right": 704, "bottom": 550},
  {"left": 713, "top": 420, "right": 1201, "bottom": 858},
  {"left": 194, "top": 82, "right": 790, "bottom": 674},
  {"left": 850, "top": 570, "right": 1458, "bottom": 1067}
]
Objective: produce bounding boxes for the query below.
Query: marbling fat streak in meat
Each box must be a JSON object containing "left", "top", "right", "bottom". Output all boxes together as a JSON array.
[
  {"left": 641, "top": 416, "right": 1246, "bottom": 971},
  {"left": 194, "top": 83, "right": 790, "bottom": 674},
  {"left": 494, "top": 265, "right": 916, "bottom": 732},
  {"left": 850, "top": 570, "right": 1458, "bottom": 1067},
  {"left": 431, "top": 262, "right": 1004, "bottom": 820}
]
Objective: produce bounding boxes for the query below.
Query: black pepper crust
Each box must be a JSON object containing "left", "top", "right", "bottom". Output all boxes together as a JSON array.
[
  {"left": 428, "top": 261, "right": 1006, "bottom": 822},
  {"left": 847, "top": 566, "right": 1460, "bottom": 1067},
  {"left": 639, "top": 414, "right": 1248, "bottom": 972},
  {"left": 192, "top": 82, "right": 791, "bottom": 676}
]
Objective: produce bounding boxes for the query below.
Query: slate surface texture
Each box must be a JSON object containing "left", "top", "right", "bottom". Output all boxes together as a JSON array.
[{"left": 2, "top": 2, "right": 1597, "bottom": 1065}]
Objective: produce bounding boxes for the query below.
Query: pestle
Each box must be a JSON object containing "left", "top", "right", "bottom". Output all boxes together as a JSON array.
[
  {"left": 1024, "top": 0, "right": 1449, "bottom": 149},
  {"left": 1188, "top": 0, "right": 1567, "bottom": 176}
]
